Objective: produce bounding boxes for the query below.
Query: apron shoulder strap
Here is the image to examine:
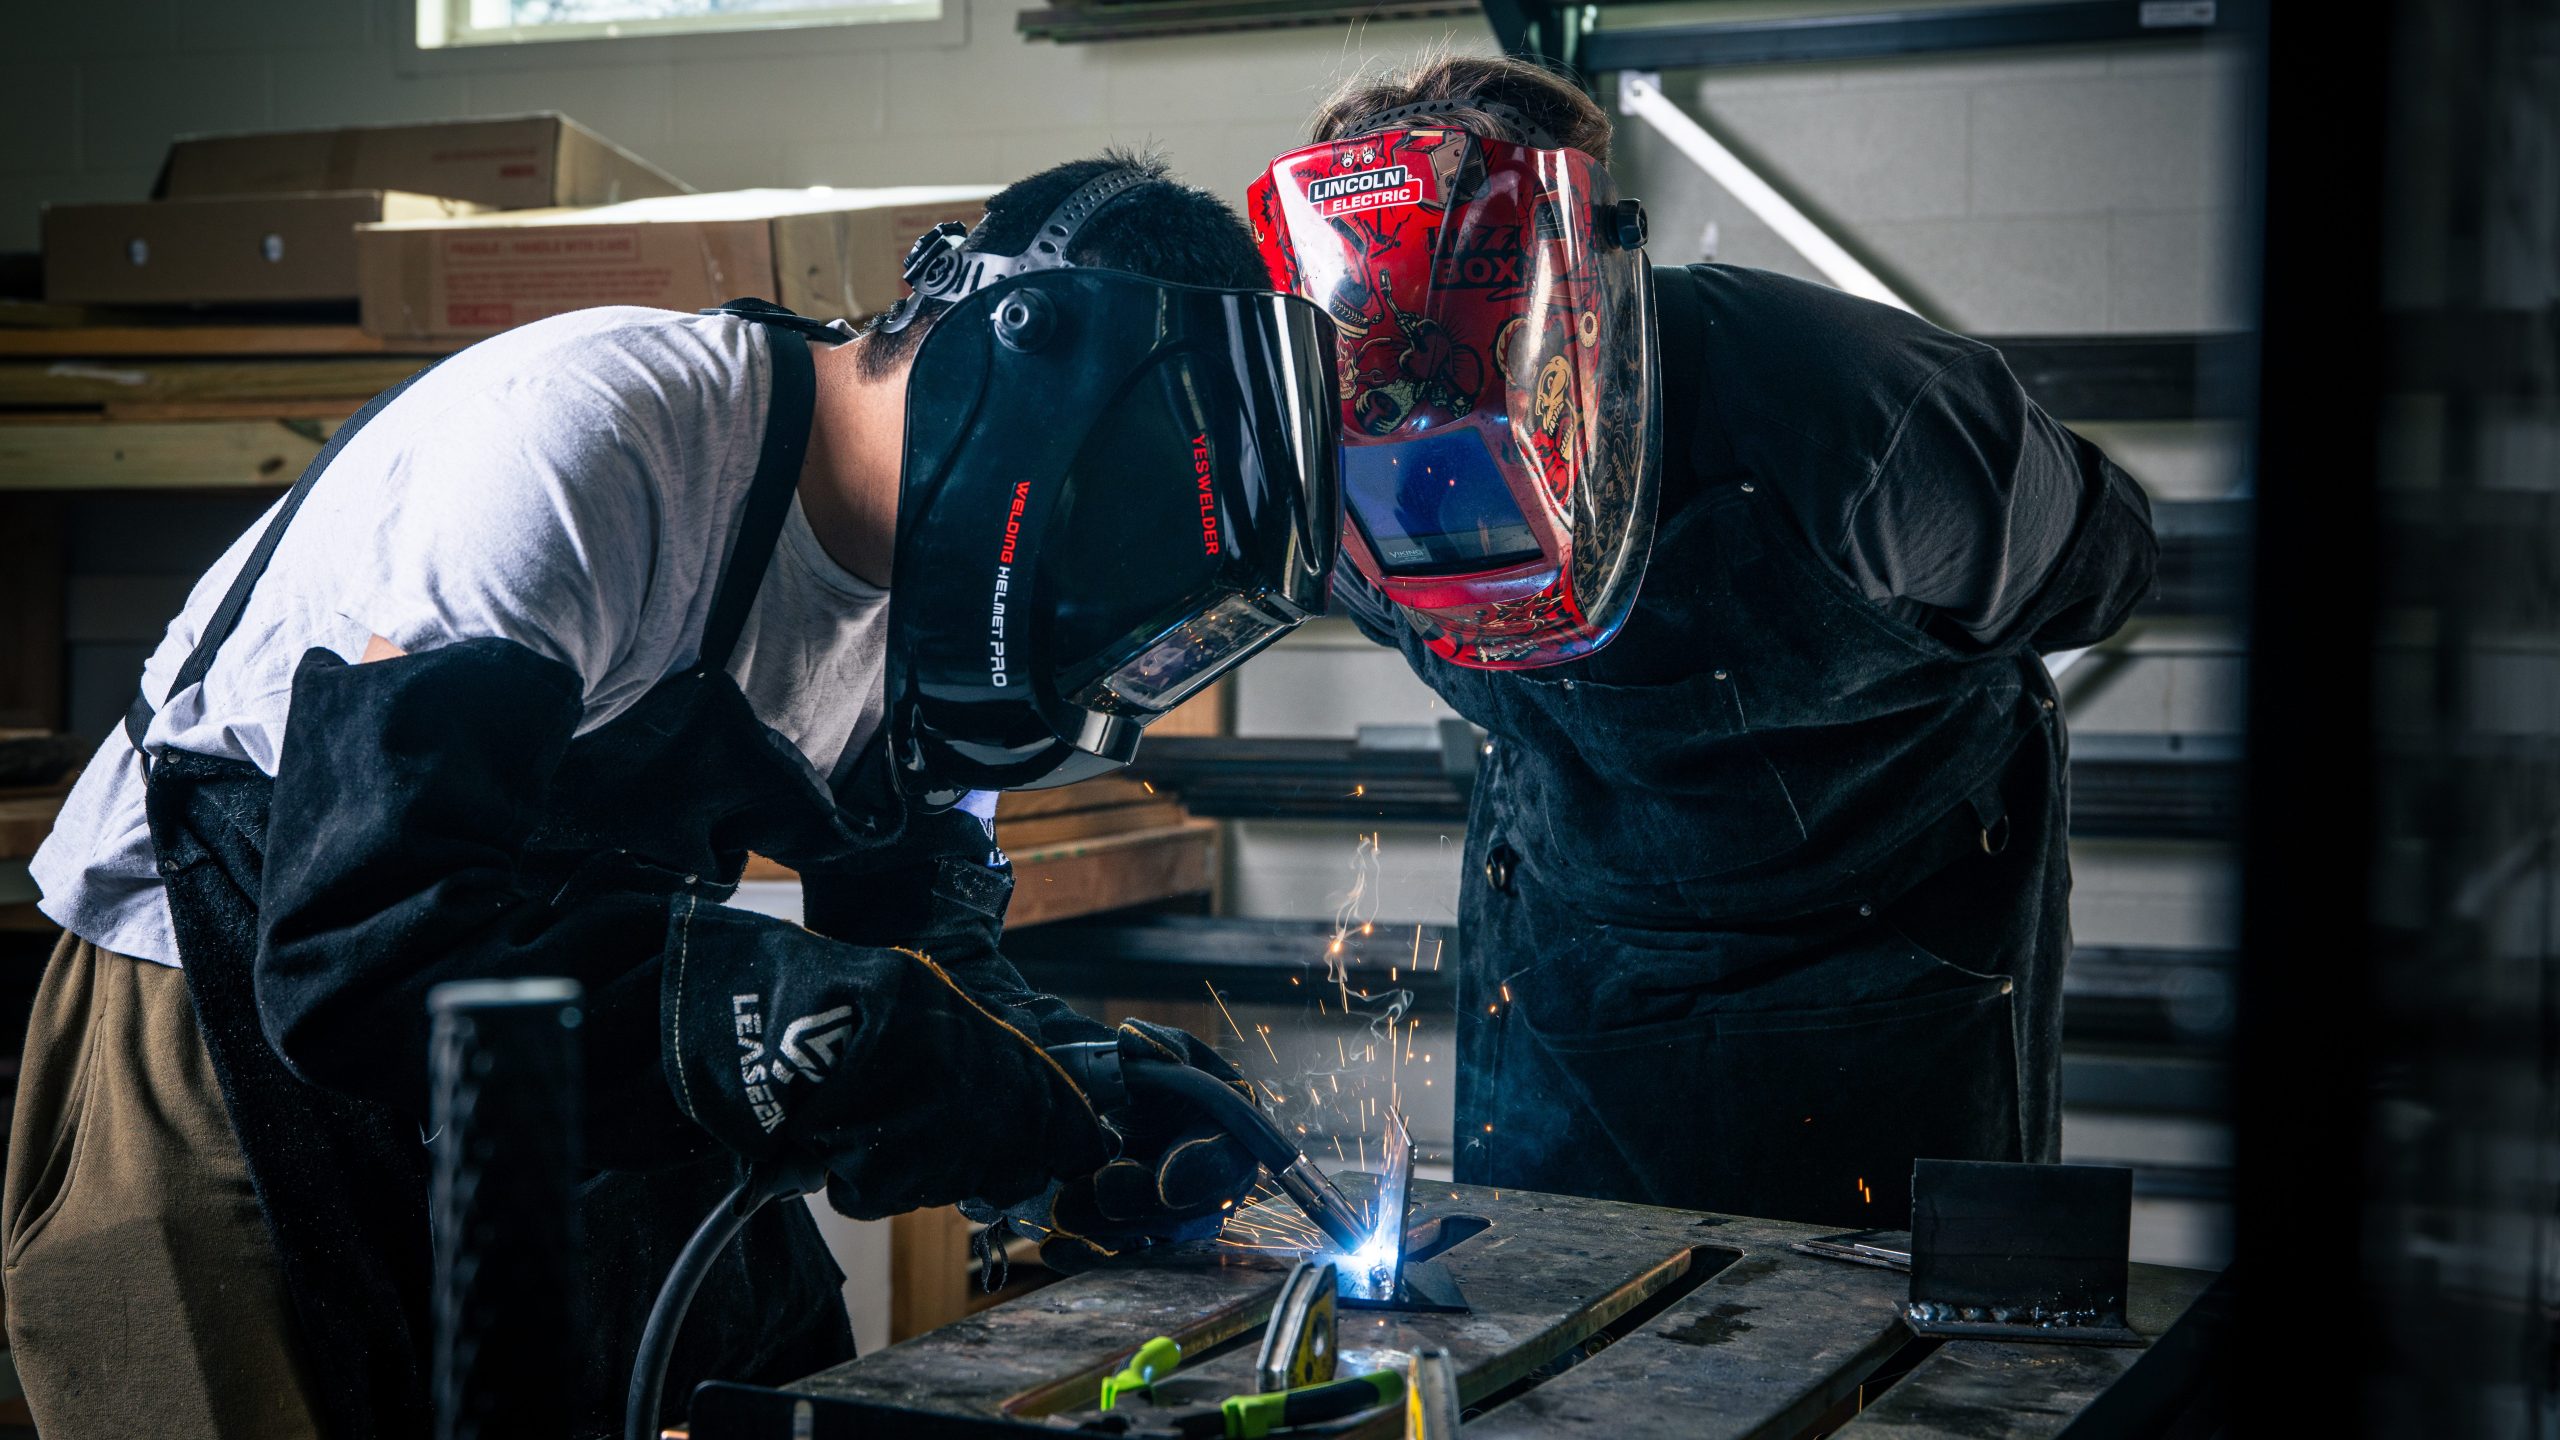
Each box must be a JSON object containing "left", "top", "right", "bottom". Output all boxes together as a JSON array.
[
  {"left": 693, "top": 302, "right": 831, "bottom": 673},
  {"left": 125, "top": 363, "right": 439, "bottom": 755}
]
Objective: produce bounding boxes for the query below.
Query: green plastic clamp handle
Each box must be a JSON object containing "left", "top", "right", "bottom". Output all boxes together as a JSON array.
[
  {"left": 1218, "top": 1370, "right": 1403, "bottom": 1439},
  {"left": 1101, "top": 1335, "right": 1184, "bottom": 1411}
]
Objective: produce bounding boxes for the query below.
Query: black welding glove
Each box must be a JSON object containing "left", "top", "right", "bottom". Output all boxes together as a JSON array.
[
  {"left": 970, "top": 1019, "right": 1261, "bottom": 1264},
  {"left": 797, "top": 797, "right": 1114, "bottom": 1059},
  {"left": 660, "top": 896, "right": 1111, "bottom": 1217}
]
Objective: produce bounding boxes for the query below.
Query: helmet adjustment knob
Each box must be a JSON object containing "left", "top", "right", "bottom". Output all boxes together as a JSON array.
[
  {"left": 1611, "top": 198, "right": 1649, "bottom": 250},
  {"left": 994, "top": 289, "right": 1058, "bottom": 352}
]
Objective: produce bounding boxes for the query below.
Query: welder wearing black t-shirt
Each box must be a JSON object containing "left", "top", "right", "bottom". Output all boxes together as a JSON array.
[{"left": 1250, "top": 59, "right": 2157, "bottom": 1228}]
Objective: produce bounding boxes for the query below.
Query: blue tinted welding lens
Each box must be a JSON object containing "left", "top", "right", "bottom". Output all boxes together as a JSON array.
[{"left": 1343, "top": 428, "right": 1543, "bottom": 576}]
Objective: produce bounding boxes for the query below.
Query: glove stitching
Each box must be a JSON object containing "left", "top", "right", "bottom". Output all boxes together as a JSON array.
[
  {"left": 672, "top": 890, "right": 702, "bottom": 1124},
  {"left": 1118, "top": 1021, "right": 1187, "bottom": 1066},
  {"left": 897, "top": 948, "right": 1105, "bottom": 1134},
  {"left": 1040, "top": 1218, "right": 1123, "bottom": 1261}
]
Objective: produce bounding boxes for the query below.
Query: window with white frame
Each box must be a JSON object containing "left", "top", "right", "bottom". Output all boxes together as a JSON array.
[{"left": 417, "top": 0, "right": 940, "bottom": 49}]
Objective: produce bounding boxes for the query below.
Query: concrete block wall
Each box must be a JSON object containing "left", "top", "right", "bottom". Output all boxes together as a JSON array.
[{"left": 1615, "top": 41, "right": 2256, "bottom": 333}]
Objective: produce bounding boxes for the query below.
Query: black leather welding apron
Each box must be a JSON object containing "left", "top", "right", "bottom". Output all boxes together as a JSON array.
[
  {"left": 128, "top": 304, "right": 861, "bottom": 1439},
  {"left": 1393, "top": 272, "right": 2080, "bottom": 1232}
]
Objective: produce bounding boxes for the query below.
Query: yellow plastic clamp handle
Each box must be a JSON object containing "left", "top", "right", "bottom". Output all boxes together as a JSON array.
[
  {"left": 1100, "top": 1335, "right": 1184, "bottom": 1411},
  {"left": 1218, "top": 1371, "right": 1403, "bottom": 1439}
]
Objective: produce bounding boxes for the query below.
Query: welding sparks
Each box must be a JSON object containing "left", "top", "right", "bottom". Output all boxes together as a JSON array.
[{"left": 1205, "top": 982, "right": 1247, "bottom": 1045}]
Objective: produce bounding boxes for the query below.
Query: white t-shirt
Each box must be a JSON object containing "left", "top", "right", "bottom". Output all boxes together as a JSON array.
[{"left": 32, "top": 306, "right": 894, "bottom": 966}]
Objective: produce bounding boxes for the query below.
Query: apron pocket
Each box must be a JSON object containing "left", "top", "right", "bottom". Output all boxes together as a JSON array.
[{"left": 1518, "top": 937, "right": 2020, "bottom": 1225}]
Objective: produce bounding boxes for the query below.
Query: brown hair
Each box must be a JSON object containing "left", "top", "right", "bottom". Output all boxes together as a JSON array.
[{"left": 1312, "top": 51, "right": 1614, "bottom": 164}]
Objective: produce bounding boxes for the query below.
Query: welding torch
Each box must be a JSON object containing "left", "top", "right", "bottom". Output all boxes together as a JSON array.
[{"left": 1046, "top": 1040, "right": 1372, "bottom": 1255}]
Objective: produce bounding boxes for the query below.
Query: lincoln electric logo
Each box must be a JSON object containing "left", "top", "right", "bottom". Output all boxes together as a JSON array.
[
  {"left": 1191, "top": 433, "right": 1219, "bottom": 557},
  {"left": 1306, "top": 164, "right": 1415, "bottom": 217},
  {"left": 990, "top": 480, "right": 1030, "bottom": 688}
]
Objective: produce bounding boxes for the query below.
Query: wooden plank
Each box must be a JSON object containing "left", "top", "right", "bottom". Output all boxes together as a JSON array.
[
  {"left": 995, "top": 775, "right": 1158, "bottom": 820},
  {"left": 743, "top": 823, "right": 1216, "bottom": 928},
  {"left": 0, "top": 357, "right": 424, "bottom": 409},
  {"left": 994, "top": 800, "right": 1191, "bottom": 853},
  {"left": 890, "top": 1206, "right": 978, "bottom": 1344},
  {"left": 0, "top": 903, "right": 60, "bottom": 934},
  {"left": 0, "top": 497, "right": 65, "bottom": 729},
  {"left": 1005, "top": 822, "right": 1215, "bottom": 929},
  {"left": 1148, "top": 677, "right": 1229, "bottom": 738},
  {"left": 0, "top": 416, "right": 336, "bottom": 490},
  {"left": 101, "top": 399, "right": 359, "bottom": 423},
  {"left": 0, "top": 798, "right": 61, "bottom": 862},
  {"left": 0, "top": 325, "right": 454, "bottom": 358}
]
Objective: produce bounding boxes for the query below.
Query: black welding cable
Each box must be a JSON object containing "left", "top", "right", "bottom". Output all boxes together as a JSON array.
[
  {"left": 1121, "top": 1057, "right": 1295, "bottom": 1170},
  {"left": 625, "top": 1176, "right": 761, "bottom": 1440}
]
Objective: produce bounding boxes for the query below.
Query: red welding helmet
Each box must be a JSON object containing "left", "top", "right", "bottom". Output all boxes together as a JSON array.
[{"left": 1248, "top": 109, "right": 1660, "bottom": 668}]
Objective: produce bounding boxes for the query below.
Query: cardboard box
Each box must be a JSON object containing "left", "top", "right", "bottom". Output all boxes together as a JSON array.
[
  {"left": 158, "top": 114, "right": 686, "bottom": 212},
  {"left": 356, "top": 187, "right": 999, "bottom": 340},
  {"left": 44, "top": 191, "right": 486, "bottom": 305}
]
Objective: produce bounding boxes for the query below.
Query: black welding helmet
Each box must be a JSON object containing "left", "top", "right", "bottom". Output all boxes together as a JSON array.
[{"left": 881, "top": 170, "right": 1341, "bottom": 798}]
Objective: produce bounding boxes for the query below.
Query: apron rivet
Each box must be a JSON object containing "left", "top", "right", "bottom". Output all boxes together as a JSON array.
[
  {"left": 1713, "top": 669, "right": 1728, "bottom": 680},
  {"left": 1999, "top": 978, "right": 2015, "bottom": 995},
  {"left": 1739, "top": 482, "right": 1756, "bottom": 493},
  {"left": 1485, "top": 843, "right": 1519, "bottom": 895},
  {"left": 1857, "top": 902, "right": 1873, "bottom": 917}
]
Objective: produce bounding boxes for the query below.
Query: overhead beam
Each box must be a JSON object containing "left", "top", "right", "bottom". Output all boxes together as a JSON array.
[
  {"left": 1580, "top": 0, "right": 2245, "bottom": 75},
  {"left": 1129, "top": 718, "right": 2245, "bottom": 836},
  {"left": 1016, "top": 0, "right": 1476, "bottom": 43},
  {"left": 1987, "top": 333, "right": 2256, "bottom": 421}
]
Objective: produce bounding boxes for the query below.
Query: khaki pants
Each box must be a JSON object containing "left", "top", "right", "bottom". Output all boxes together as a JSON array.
[{"left": 4, "top": 932, "right": 321, "bottom": 1439}]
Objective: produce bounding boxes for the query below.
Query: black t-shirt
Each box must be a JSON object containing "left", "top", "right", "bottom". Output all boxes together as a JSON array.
[{"left": 1661, "top": 264, "right": 2120, "bottom": 646}]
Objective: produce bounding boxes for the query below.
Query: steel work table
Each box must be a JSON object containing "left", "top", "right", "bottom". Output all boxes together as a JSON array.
[{"left": 771, "top": 1180, "right": 2218, "bottom": 1438}]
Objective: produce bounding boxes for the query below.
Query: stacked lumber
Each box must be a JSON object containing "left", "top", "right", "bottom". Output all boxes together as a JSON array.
[
  {"left": 996, "top": 772, "right": 1216, "bottom": 928},
  {"left": 0, "top": 323, "right": 444, "bottom": 492}
]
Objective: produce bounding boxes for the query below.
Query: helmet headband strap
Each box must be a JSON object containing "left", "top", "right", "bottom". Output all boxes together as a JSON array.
[
  {"left": 1355, "top": 96, "right": 1561, "bottom": 150},
  {"left": 879, "top": 165, "right": 1154, "bottom": 333}
]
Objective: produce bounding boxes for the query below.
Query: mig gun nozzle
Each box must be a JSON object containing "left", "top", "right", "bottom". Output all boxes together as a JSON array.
[
  {"left": 1101, "top": 1050, "right": 1375, "bottom": 1255},
  {"left": 1276, "top": 1155, "right": 1372, "bottom": 1254}
]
